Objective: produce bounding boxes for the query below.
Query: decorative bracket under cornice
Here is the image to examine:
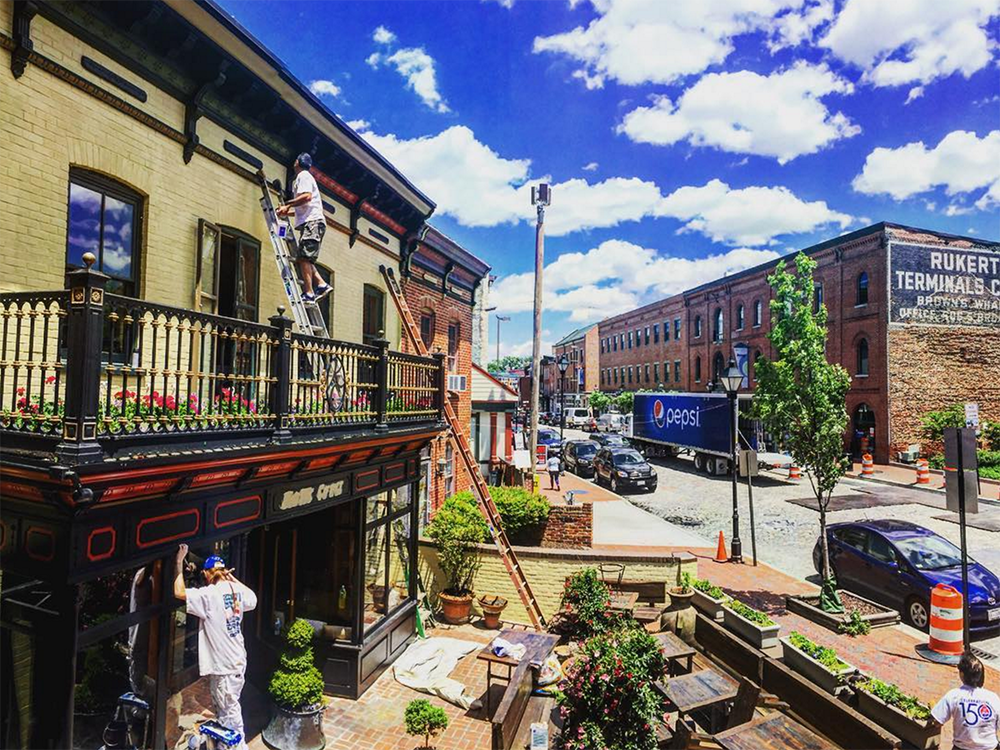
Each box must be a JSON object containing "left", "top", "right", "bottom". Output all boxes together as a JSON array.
[
  {"left": 183, "top": 61, "right": 230, "bottom": 164},
  {"left": 11, "top": 0, "right": 38, "bottom": 80},
  {"left": 442, "top": 262, "right": 455, "bottom": 294},
  {"left": 401, "top": 224, "right": 430, "bottom": 278},
  {"left": 349, "top": 184, "right": 381, "bottom": 248}
]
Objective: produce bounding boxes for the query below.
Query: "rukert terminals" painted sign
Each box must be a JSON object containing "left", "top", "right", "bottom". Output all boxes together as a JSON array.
[{"left": 889, "top": 242, "right": 1000, "bottom": 327}]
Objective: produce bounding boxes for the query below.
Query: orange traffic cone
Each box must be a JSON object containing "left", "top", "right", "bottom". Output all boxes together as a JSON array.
[{"left": 715, "top": 531, "right": 728, "bottom": 563}]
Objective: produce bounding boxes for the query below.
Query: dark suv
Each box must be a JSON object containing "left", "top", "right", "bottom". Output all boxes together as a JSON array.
[
  {"left": 563, "top": 440, "right": 598, "bottom": 478},
  {"left": 594, "top": 447, "right": 657, "bottom": 494}
]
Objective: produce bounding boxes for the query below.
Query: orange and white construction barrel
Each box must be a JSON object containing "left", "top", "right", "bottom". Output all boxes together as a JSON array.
[
  {"left": 788, "top": 464, "right": 801, "bottom": 481},
  {"left": 928, "top": 584, "right": 964, "bottom": 657},
  {"left": 861, "top": 454, "right": 874, "bottom": 477},
  {"left": 916, "top": 459, "right": 931, "bottom": 484}
]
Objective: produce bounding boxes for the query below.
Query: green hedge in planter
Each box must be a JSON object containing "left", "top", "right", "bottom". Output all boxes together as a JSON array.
[
  {"left": 725, "top": 599, "right": 775, "bottom": 627},
  {"left": 268, "top": 619, "right": 325, "bottom": 710},
  {"left": 689, "top": 575, "right": 727, "bottom": 600},
  {"left": 857, "top": 677, "right": 932, "bottom": 721},
  {"left": 788, "top": 632, "right": 849, "bottom": 672}
]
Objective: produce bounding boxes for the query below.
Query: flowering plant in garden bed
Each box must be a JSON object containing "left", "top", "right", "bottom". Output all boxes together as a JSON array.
[
  {"left": 98, "top": 387, "right": 267, "bottom": 434},
  {"left": 691, "top": 577, "right": 727, "bottom": 600},
  {"left": 2, "top": 379, "right": 64, "bottom": 432},
  {"left": 856, "top": 677, "right": 932, "bottom": 721},
  {"left": 557, "top": 568, "right": 624, "bottom": 639},
  {"left": 724, "top": 598, "right": 775, "bottom": 627},
  {"left": 787, "top": 632, "right": 849, "bottom": 672},
  {"left": 557, "top": 624, "right": 665, "bottom": 750},
  {"left": 387, "top": 395, "right": 435, "bottom": 413}
]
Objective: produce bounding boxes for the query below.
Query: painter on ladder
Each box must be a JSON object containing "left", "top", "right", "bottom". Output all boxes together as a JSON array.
[
  {"left": 276, "top": 153, "right": 333, "bottom": 303},
  {"left": 174, "top": 544, "right": 258, "bottom": 750}
]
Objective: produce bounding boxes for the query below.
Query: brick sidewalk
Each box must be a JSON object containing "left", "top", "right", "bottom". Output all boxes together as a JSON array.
[
  {"left": 536, "top": 465, "right": 618, "bottom": 502},
  {"left": 851, "top": 460, "right": 1000, "bottom": 500}
]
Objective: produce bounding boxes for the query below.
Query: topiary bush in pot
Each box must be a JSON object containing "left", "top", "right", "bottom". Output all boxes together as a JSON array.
[
  {"left": 426, "top": 493, "right": 488, "bottom": 623},
  {"left": 404, "top": 699, "right": 449, "bottom": 749},
  {"left": 263, "top": 619, "right": 327, "bottom": 750}
]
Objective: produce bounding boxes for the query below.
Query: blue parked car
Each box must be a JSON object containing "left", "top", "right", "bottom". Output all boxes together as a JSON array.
[
  {"left": 813, "top": 519, "right": 1000, "bottom": 633},
  {"left": 537, "top": 427, "right": 563, "bottom": 456}
]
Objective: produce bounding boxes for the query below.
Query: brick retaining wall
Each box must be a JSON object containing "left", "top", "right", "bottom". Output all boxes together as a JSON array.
[{"left": 539, "top": 502, "right": 592, "bottom": 549}]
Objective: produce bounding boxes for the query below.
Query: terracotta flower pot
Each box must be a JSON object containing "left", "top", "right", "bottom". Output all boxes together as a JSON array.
[
  {"left": 439, "top": 590, "right": 474, "bottom": 624},
  {"left": 478, "top": 596, "right": 508, "bottom": 629}
]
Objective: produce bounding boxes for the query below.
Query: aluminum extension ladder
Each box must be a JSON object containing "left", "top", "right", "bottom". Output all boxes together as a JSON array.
[
  {"left": 380, "top": 264, "right": 546, "bottom": 631},
  {"left": 256, "top": 170, "right": 329, "bottom": 338}
]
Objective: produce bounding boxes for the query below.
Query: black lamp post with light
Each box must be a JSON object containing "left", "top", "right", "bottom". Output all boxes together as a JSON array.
[
  {"left": 719, "top": 357, "right": 744, "bottom": 563},
  {"left": 557, "top": 353, "right": 570, "bottom": 442}
]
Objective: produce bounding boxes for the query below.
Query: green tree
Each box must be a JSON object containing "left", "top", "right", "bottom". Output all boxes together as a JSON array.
[
  {"left": 426, "top": 493, "right": 487, "bottom": 595},
  {"left": 589, "top": 391, "right": 612, "bottom": 414},
  {"left": 486, "top": 355, "right": 530, "bottom": 374},
  {"left": 614, "top": 391, "right": 634, "bottom": 414},
  {"left": 752, "top": 253, "right": 851, "bottom": 613},
  {"left": 404, "top": 699, "right": 449, "bottom": 749}
]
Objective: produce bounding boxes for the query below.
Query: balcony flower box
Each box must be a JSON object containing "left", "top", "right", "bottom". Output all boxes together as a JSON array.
[
  {"left": 722, "top": 600, "right": 780, "bottom": 651},
  {"left": 855, "top": 679, "right": 939, "bottom": 750},
  {"left": 779, "top": 635, "right": 856, "bottom": 695}
]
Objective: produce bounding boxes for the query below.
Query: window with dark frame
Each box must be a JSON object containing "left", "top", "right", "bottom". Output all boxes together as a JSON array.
[
  {"left": 653, "top": 323, "right": 659, "bottom": 343},
  {"left": 447, "top": 322, "right": 460, "bottom": 372},
  {"left": 736, "top": 304, "right": 744, "bottom": 330},
  {"left": 695, "top": 356, "right": 701, "bottom": 382},
  {"left": 712, "top": 308, "right": 723, "bottom": 342},
  {"left": 753, "top": 299, "right": 762, "bottom": 327},
  {"left": 857, "top": 338, "right": 869, "bottom": 376},
  {"left": 362, "top": 284, "right": 385, "bottom": 345},
  {"left": 857, "top": 271, "right": 869, "bottom": 306},
  {"left": 420, "top": 312, "right": 435, "bottom": 350},
  {"left": 674, "top": 318, "right": 681, "bottom": 339},
  {"left": 674, "top": 360, "right": 681, "bottom": 382},
  {"left": 814, "top": 282, "right": 824, "bottom": 313},
  {"left": 694, "top": 315, "right": 702, "bottom": 338}
]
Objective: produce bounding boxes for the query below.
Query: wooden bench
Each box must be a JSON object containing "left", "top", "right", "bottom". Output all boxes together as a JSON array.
[
  {"left": 490, "top": 662, "right": 556, "bottom": 750},
  {"left": 619, "top": 579, "right": 669, "bottom": 625}
]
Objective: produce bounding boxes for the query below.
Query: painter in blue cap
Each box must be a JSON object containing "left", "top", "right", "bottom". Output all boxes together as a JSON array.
[
  {"left": 174, "top": 544, "right": 257, "bottom": 749},
  {"left": 275, "top": 152, "right": 331, "bottom": 304}
]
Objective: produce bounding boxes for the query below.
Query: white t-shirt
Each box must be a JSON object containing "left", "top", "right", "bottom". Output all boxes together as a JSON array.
[
  {"left": 291, "top": 170, "right": 324, "bottom": 227},
  {"left": 186, "top": 581, "right": 258, "bottom": 676},
  {"left": 932, "top": 685, "right": 1000, "bottom": 750},
  {"left": 547, "top": 456, "right": 561, "bottom": 472}
]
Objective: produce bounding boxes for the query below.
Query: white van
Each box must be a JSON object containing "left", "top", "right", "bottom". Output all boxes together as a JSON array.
[
  {"left": 564, "top": 407, "right": 593, "bottom": 429},
  {"left": 596, "top": 413, "right": 626, "bottom": 433}
]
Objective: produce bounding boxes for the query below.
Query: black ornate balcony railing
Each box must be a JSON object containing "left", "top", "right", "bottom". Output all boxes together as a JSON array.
[{"left": 0, "top": 255, "right": 445, "bottom": 464}]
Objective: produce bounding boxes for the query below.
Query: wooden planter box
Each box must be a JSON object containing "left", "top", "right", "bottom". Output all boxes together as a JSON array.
[
  {"left": 692, "top": 589, "right": 726, "bottom": 622},
  {"left": 722, "top": 605, "right": 780, "bottom": 651},
  {"left": 779, "top": 637, "right": 856, "bottom": 695},
  {"left": 856, "top": 688, "right": 940, "bottom": 750},
  {"left": 785, "top": 591, "right": 899, "bottom": 633}
]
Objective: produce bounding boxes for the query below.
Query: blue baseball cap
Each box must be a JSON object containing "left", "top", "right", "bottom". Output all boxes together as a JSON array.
[
  {"left": 203, "top": 555, "right": 226, "bottom": 571},
  {"left": 296, "top": 152, "right": 312, "bottom": 170}
]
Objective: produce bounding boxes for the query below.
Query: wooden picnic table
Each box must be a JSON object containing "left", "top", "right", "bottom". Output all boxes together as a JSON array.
[
  {"left": 654, "top": 631, "right": 696, "bottom": 676},
  {"left": 714, "top": 712, "right": 839, "bottom": 750},
  {"left": 608, "top": 591, "right": 639, "bottom": 613},
  {"left": 476, "top": 630, "right": 559, "bottom": 716},
  {"left": 655, "top": 667, "right": 740, "bottom": 732}
]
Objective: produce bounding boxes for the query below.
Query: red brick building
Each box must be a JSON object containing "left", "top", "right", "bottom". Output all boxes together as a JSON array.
[
  {"left": 598, "top": 223, "right": 1000, "bottom": 463},
  {"left": 553, "top": 323, "right": 599, "bottom": 405},
  {"left": 399, "top": 226, "right": 490, "bottom": 516}
]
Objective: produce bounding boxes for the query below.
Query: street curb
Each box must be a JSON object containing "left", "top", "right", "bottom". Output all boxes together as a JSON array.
[{"left": 851, "top": 473, "right": 1000, "bottom": 509}]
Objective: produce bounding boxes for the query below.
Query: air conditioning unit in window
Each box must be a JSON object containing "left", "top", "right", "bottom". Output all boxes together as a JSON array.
[{"left": 447, "top": 374, "right": 468, "bottom": 392}]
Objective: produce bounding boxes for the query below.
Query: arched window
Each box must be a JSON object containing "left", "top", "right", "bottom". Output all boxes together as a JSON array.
[
  {"left": 713, "top": 308, "right": 724, "bottom": 342},
  {"left": 694, "top": 315, "right": 702, "bottom": 338},
  {"left": 753, "top": 350, "right": 762, "bottom": 381},
  {"left": 813, "top": 282, "right": 824, "bottom": 313},
  {"left": 694, "top": 356, "right": 702, "bottom": 383},
  {"left": 753, "top": 300, "right": 762, "bottom": 327},
  {"left": 713, "top": 352, "right": 725, "bottom": 382},
  {"left": 857, "top": 272, "right": 869, "bottom": 306},
  {"left": 857, "top": 338, "right": 869, "bottom": 376},
  {"left": 420, "top": 309, "right": 436, "bottom": 349},
  {"left": 736, "top": 304, "right": 745, "bottom": 330}
]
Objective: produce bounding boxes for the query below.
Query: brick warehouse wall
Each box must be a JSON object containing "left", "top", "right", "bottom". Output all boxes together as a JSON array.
[
  {"left": 0, "top": 7, "right": 404, "bottom": 347},
  {"left": 539, "top": 502, "right": 593, "bottom": 549},
  {"left": 419, "top": 539, "right": 695, "bottom": 625}
]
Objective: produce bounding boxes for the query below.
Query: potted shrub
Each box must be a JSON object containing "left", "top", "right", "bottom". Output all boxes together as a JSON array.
[
  {"left": 427, "top": 493, "right": 487, "bottom": 624},
  {"left": 689, "top": 577, "right": 728, "bottom": 622},
  {"left": 669, "top": 572, "right": 695, "bottom": 609},
  {"left": 263, "top": 619, "right": 327, "bottom": 750},
  {"left": 780, "top": 632, "right": 855, "bottom": 694},
  {"left": 855, "top": 677, "right": 940, "bottom": 750},
  {"left": 404, "top": 699, "right": 449, "bottom": 749},
  {"left": 491, "top": 486, "right": 550, "bottom": 544},
  {"left": 558, "top": 568, "right": 622, "bottom": 639},
  {"left": 722, "top": 598, "right": 781, "bottom": 651},
  {"left": 557, "top": 625, "right": 665, "bottom": 750},
  {"left": 478, "top": 595, "right": 508, "bottom": 629}
]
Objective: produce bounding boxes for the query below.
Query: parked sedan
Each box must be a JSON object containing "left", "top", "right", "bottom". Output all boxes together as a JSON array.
[
  {"left": 590, "top": 432, "right": 628, "bottom": 449},
  {"left": 563, "top": 440, "right": 598, "bottom": 478},
  {"left": 537, "top": 427, "right": 563, "bottom": 456},
  {"left": 813, "top": 519, "right": 1000, "bottom": 633},
  {"left": 593, "top": 447, "right": 657, "bottom": 494}
]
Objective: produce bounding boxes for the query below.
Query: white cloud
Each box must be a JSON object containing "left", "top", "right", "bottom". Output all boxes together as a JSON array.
[
  {"left": 368, "top": 28, "right": 450, "bottom": 113},
  {"left": 344, "top": 118, "right": 369, "bottom": 131},
  {"left": 821, "top": 0, "right": 1000, "bottom": 87},
  {"left": 658, "top": 179, "right": 853, "bottom": 246},
  {"left": 372, "top": 25, "right": 396, "bottom": 45},
  {"left": 904, "top": 86, "right": 924, "bottom": 104},
  {"left": 852, "top": 130, "right": 1000, "bottom": 209},
  {"left": 582, "top": 162, "right": 599, "bottom": 172},
  {"left": 505, "top": 336, "right": 554, "bottom": 358},
  {"left": 618, "top": 62, "right": 860, "bottom": 163},
  {"left": 492, "top": 239, "right": 781, "bottom": 322},
  {"left": 768, "top": 0, "right": 834, "bottom": 50},
  {"left": 308, "top": 79, "right": 341, "bottom": 99},
  {"left": 486, "top": 0, "right": 516, "bottom": 8},
  {"left": 532, "top": 0, "right": 813, "bottom": 88}
]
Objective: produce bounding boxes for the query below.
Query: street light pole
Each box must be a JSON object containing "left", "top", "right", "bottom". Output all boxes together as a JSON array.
[
  {"left": 720, "top": 358, "right": 744, "bottom": 563},
  {"left": 557, "top": 353, "right": 569, "bottom": 443},
  {"left": 495, "top": 315, "right": 510, "bottom": 364},
  {"left": 529, "top": 184, "right": 550, "bottom": 477}
]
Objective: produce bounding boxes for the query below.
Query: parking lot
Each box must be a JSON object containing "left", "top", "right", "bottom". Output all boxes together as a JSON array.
[{"left": 556, "top": 426, "right": 1000, "bottom": 658}]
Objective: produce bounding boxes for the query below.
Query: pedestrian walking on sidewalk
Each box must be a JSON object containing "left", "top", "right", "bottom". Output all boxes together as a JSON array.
[
  {"left": 174, "top": 545, "right": 258, "bottom": 750},
  {"left": 931, "top": 651, "right": 1000, "bottom": 750},
  {"left": 276, "top": 153, "right": 332, "bottom": 303},
  {"left": 547, "top": 454, "right": 561, "bottom": 490}
]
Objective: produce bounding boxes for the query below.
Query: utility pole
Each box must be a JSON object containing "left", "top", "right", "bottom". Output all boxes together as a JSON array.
[
  {"left": 529, "top": 184, "right": 550, "bottom": 479},
  {"left": 495, "top": 315, "right": 510, "bottom": 363}
]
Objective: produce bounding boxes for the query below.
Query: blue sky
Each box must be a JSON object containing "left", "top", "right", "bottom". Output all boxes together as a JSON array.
[{"left": 219, "top": 0, "right": 1000, "bottom": 358}]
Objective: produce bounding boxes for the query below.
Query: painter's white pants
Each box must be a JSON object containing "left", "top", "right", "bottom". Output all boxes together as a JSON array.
[{"left": 209, "top": 673, "right": 246, "bottom": 750}]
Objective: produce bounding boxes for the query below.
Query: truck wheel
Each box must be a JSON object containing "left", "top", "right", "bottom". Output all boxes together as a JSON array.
[
  {"left": 694, "top": 454, "right": 705, "bottom": 472},
  {"left": 611, "top": 476, "right": 619, "bottom": 494}
]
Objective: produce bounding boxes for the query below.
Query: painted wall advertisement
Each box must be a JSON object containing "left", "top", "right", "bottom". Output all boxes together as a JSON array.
[{"left": 889, "top": 242, "right": 1000, "bottom": 327}]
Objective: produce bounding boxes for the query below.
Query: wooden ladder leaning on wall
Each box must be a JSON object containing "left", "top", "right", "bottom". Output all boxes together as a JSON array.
[{"left": 379, "top": 264, "right": 546, "bottom": 631}]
